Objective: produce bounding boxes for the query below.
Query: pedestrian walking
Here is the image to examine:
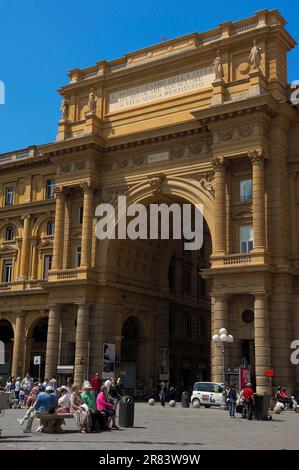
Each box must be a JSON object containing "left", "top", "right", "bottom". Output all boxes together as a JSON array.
[
  {"left": 240, "top": 382, "right": 255, "bottom": 420},
  {"left": 159, "top": 381, "right": 167, "bottom": 407},
  {"left": 227, "top": 384, "right": 238, "bottom": 418}
]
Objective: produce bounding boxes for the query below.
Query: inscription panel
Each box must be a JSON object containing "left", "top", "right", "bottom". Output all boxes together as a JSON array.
[{"left": 109, "top": 66, "right": 214, "bottom": 112}]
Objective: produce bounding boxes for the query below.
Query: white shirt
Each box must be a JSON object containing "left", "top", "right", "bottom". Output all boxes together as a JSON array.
[
  {"left": 104, "top": 380, "right": 112, "bottom": 389},
  {"left": 14, "top": 381, "right": 21, "bottom": 392},
  {"left": 49, "top": 378, "right": 57, "bottom": 390},
  {"left": 58, "top": 392, "right": 71, "bottom": 409}
]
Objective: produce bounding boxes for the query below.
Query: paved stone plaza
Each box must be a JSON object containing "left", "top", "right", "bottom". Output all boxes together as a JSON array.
[{"left": 0, "top": 403, "right": 299, "bottom": 450}]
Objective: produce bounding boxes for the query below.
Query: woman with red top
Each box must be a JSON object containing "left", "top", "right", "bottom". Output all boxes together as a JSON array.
[{"left": 96, "top": 385, "right": 119, "bottom": 429}]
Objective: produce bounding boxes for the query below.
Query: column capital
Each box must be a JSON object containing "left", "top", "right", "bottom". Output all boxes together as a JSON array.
[
  {"left": 54, "top": 186, "right": 65, "bottom": 199},
  {"left": 14, "top": 310, "right": 25, "bottom": 318},
  {"left": 80, "top": 181, "right": 94, "bottom": 194},
  {"left": 248, "top": 149, "right": 267, "bottom": 165},
  {"left": 211, "top": 157, "right": 227, "bottom": 171},
  {"left": 21, "top": 214, "right": 31, "bottom": 221},
  {"left": 253, "top": 291, "right": 270, "bottom": 299},
  {"left": 76, "top": 303, "right": 91, "bottom": 311},
  {"left": 48, "top": 304, "right": 61, "bottom": 313},
  {"left": 211, "top": 293, "right": 230, "bottom": 303}
]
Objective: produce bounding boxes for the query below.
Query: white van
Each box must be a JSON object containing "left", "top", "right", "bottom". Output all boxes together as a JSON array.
[{"left": 191, "top": 382, "right": 224, "bottom": 408}]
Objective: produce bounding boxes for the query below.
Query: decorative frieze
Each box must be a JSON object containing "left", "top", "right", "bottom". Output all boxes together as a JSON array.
[{"left": 99, "top": 140, "right": 210, "bottom": 173}]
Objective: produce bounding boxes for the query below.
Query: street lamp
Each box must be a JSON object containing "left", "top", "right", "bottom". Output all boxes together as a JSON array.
[{"left": 212, "top": 328, "right": 234, "bottom": 409}]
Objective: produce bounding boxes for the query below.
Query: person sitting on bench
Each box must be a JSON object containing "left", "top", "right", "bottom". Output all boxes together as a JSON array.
[
  {"left": 96, "top": 385, "right": 119, "bottom": 430},
  {"left": 17, "top": 385, "right": 56, "bottom": 433}
]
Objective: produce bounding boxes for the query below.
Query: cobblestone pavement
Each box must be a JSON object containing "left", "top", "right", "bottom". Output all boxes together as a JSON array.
[{"left": 0, "top": 403, "right": 298, "bottom": 450}]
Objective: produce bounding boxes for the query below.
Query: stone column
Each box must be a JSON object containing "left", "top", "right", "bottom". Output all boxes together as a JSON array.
[
  {"left": 294, "top": 296, "right": 299, "bottom": 397},
  {"left": 11, "top": 311, "right": 25, "bottom": 377},
  {"left": 289, "top": 173, "right": 298, "bottom": 262},
  {"left": 80, "top": 183, "right": 94, "bottom": 268},
  {"left": 254, "top": 293, "right": 271, "bottom": 395},
  {"left": 44, "top": 306, "right": 61, "bottom": 379},
  {"left": 15, "top": 240, "right": 22, "bottom": 279},
  {"left": 211, "top": 294, "right": 229, "bottom": 383},
  {"left": 249, "top": 150, "right": 266, "bottom": 251},
  {"left": 19, "top": 215, "right": 31, "bottom": 279},
  {"left": 212, "top": 158, "right": 227, "bottom": 254},
  {"left": 31, "top": 241, "right": 39, "bottom": 279},
  {"left": 74, "top": 304, "right": 90, "bottom": 385},
  {"left": 52, "top": 187, "right": 65, "bottom": 270}
]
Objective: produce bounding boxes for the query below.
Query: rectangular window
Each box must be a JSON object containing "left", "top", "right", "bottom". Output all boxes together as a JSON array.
[
  {"left": 198, "top": 276, "right": 206, "bottom": 298},
  {"left": 197, "top": 319, "right": 205, "bottom": 338},
  {"left": 46, "top": 179, "right": 55, "bottom": 199},
  {"left": 2, "top": 259, "right": 13, "bottom": 283},
  {"left": 76, "top": 246, "right": 82, "bottom": 267},
  {"left": 240, "top": 225, "right": 254, "bottom": 253},
  {"left": 182, "top": 314, "right": 192, "bottom": 337},
  {"left": 168, "top": 265, "right": 175, "bottom": 290},
  {"left": 240, "top": 179, "right": 252, "bottom": 201},
  {"left": 47, "top": 221, "right": 55, "bottom": 236},
  {"left": 78, "top": 206, "right": 83, "bottom": 224},
  {"left": 5, "top": 187, "right": 15, "bottom": 206},
  {"left": 43, "top": 255, "right": 52, "bottom": 279},
  {"left": 183, "top": 270, "right": 191, "bottom": 293}
]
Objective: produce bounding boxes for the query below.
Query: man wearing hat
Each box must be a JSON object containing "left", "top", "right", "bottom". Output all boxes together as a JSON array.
[
  {"left": 57, "top": 386, "right": 71, "bottom": 413},
  {"left": 81, "top": 381, "right": 103, "bottom": 432}
]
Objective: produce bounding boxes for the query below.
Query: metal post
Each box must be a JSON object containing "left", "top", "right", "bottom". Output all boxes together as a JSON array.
[{"left": 221, "top": 343, "right": 227, "bottom": 409}]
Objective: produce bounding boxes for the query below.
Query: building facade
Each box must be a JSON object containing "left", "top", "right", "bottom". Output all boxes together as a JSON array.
[{"left": 0, "top": 9, "right": 299, "bottom": 395}]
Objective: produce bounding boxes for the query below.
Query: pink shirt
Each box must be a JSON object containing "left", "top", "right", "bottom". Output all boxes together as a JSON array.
[{"left": 96, "top": 392, "right": 113, "bottom": 412}]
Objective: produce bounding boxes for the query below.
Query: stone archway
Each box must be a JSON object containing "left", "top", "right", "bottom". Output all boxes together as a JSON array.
[
  {"left": 120, "top": 316, "right": 147, "bottom": 389},
  {"left": 98, "top": 176, "right": 213, "bottom": 391},
  {"left": 0, "top": 319, "right": 14, "bottom": 383},
  {"left": 27, "top": 317, "right": 48, "bottom": 380}
]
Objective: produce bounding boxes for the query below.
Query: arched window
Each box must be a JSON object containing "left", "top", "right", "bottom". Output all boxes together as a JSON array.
[
  {"left": 5, "top": 226, "right": 14, "bottom": 241},
  {"left": 47, "top": 220, "right": 55, "bottom": 236}
]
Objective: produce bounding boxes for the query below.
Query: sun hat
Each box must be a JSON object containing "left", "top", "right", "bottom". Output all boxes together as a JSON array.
[
  {"left": 46, "top": 385, "right": 54, "bottom": 392},
  {"left": 82, "top": 381, "right": 93, "bottom": 389}
]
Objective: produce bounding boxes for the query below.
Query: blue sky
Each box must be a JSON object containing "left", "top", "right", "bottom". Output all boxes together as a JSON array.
[{"left": 0, "top": 0, "right": 298, "bottom": 153}]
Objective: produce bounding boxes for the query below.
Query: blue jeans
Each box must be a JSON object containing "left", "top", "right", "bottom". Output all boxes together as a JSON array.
[{"left": 228, "top": 399, "right": 236, "bottom": 417}]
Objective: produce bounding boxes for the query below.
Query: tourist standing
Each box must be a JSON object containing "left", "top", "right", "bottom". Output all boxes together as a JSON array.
[
  {"left": 227, "top": 384, "right": 238, "bottom": 418},
  {"left": 14, "top": 377, "right": 21, "bottom": 401},
  {"left": 21, "top": 373, "right": 33, "bottom": 395},
  {"left": 90, "top": 372, "right": 102, "bottom": 397},
  {"left": 240, "top": 382, "right": 255, "bottom": 420},
  {"left": 159, "top": 381, "right": 167, "bottom": 407}
]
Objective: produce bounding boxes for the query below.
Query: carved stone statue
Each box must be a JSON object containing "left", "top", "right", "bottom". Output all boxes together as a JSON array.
[
  {"left": 88, "top": 87, "right": 97, "bottom": 114},
  {"left": 212, "top": 51, "right": 224, "bottom": 81},
  {"left": 60, "top": 98, "right": 69, "bottom": 121},
  {"left": 248, "top": 40, "right": 262, "bottom": 70}
]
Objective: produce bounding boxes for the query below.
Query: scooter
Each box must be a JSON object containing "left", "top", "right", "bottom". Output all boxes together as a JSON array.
[
  {"left": 274, "top": 396, "right": 299, "bottom": 414},
  {"left": 291, "top": 396, "right": 299, "bottom": 413}
]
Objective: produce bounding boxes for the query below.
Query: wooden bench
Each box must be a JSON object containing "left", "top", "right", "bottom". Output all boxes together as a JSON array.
[{"left": 37, "top": 413, "right": 74, "bottom": 433}]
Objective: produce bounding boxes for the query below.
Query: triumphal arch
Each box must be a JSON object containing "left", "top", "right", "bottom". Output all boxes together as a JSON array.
[{"left": 1, "top": 9, "right": 299, "bottom": 396}]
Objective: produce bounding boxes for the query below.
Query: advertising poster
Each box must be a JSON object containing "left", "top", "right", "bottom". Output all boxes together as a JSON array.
[
  {"left": 239, "top": 366, "right": 251, "bottom": 389},
  {"left": 159, "top": 348, "right": 169, "bottom": 381},
  {"left": 102, "top": 343, "right": 115, "bottom": 379}
]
